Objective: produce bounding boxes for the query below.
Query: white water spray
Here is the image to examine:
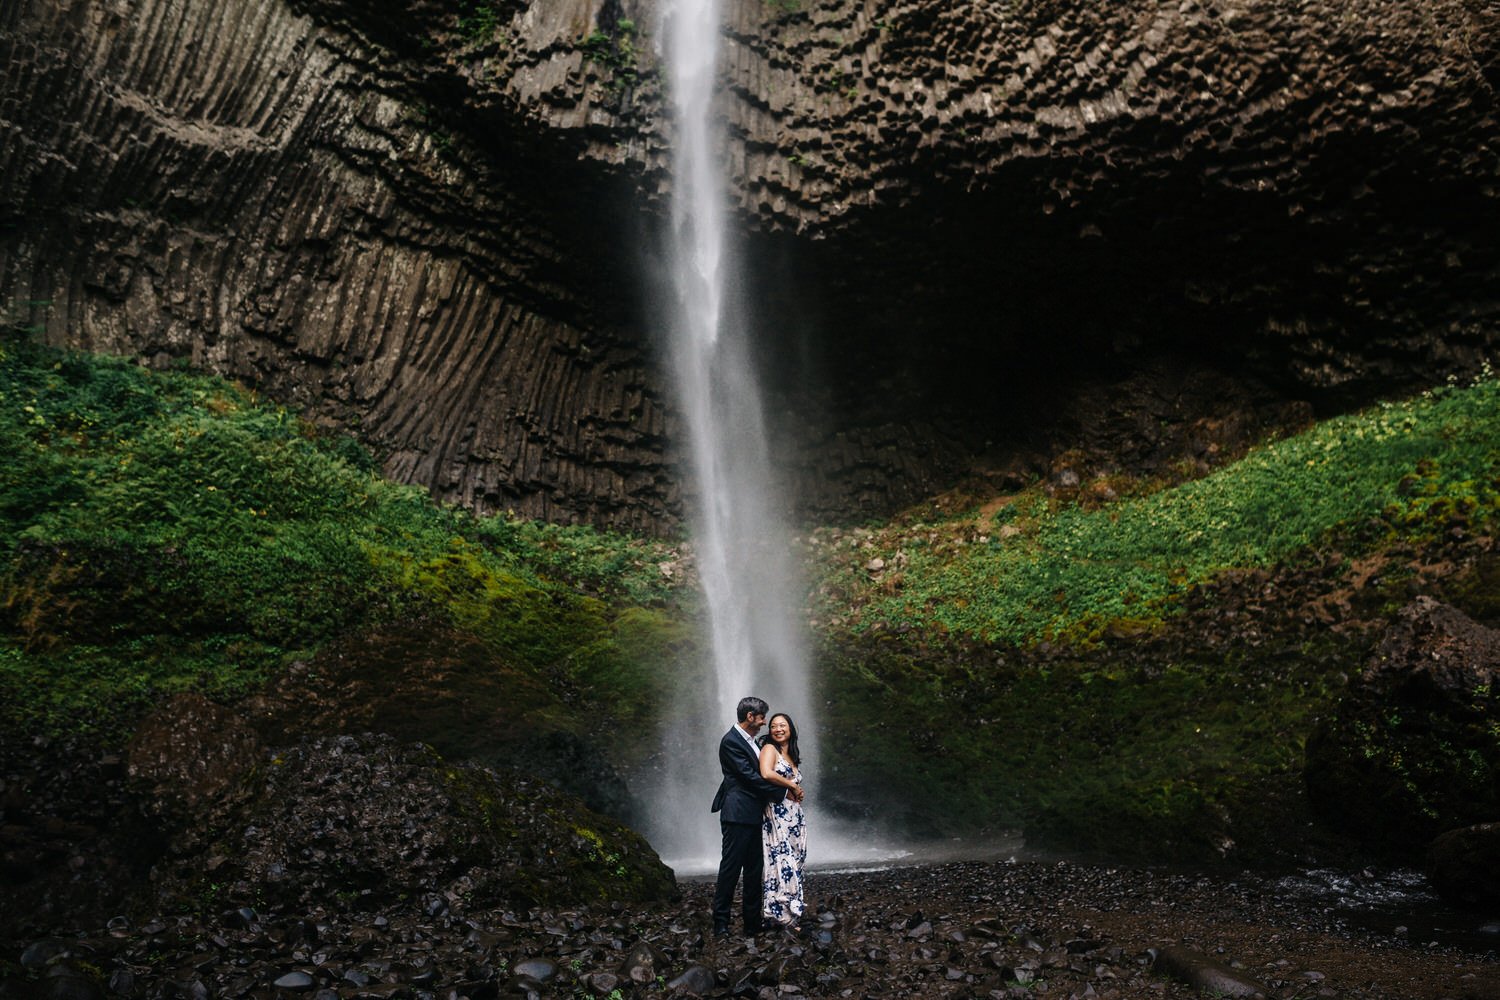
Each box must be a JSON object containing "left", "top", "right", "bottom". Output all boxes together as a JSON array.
[{"left": 649, "top": 0, "right": 814, "bottom": 870}]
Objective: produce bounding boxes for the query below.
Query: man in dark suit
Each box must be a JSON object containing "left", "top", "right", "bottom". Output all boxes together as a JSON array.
[{"left": 710, "top": 695, "right": 793, "bottom": 938}]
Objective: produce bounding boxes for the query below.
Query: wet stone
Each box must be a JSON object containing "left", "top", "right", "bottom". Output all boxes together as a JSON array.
[
  {"left": 41, "top": 968, "right": 105, "bottom": 1000},
  {"left": 272, "top": 970, "right": 317, "bottom": 991},
  {"left": 509, "top": 976, "right": 543, "bottom": 1000},
  {"left": 666, "top": 964, "right": 716, "bottom": 995},
  {"left": 21, "top": 939, "right": 72, "bottom": 969},
  {"left": 587, "top": 971, "right": 621, "bottom": 994},
  {"left": 512, "top": 958, "right": 557, "bottom": 983}
]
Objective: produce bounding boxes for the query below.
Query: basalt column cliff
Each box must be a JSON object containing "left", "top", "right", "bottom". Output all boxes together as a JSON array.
[{"left": 2, "top": 0, "right": 1496, "bottom": 530}]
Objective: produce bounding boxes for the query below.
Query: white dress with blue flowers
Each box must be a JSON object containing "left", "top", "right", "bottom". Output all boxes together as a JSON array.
[{"left": 760, "top": 755, "right": 806, "bottom": 926}]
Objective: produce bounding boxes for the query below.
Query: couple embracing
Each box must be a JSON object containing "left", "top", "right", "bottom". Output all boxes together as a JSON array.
[{"left": 710, "top": 696, "right": 807, "bottom": 938}]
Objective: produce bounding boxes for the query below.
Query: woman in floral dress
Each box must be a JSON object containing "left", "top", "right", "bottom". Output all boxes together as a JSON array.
[{"left": 758, "top": 713, "right": 807, "bottom": 929}]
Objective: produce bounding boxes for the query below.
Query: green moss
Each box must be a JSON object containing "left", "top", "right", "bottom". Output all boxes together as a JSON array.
[
  {"left": 0, "top": 334, "right": 690, "bottom": 744},
  {"left": 819, "top": 630, "right": 1361, "bottom": 860},
  {"left": 816, "top": 374, "right": 1500, "bottom": 646},
  {"left": 439, "top": 759, "right": 674, "bottom": 906}
]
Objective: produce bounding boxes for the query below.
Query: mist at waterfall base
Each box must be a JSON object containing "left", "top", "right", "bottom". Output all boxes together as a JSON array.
[{"left": 634, "top": 0, "right": 915, "bottom": 877}]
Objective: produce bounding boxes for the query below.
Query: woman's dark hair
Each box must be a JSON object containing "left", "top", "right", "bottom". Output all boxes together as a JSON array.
[{"left": 759, "top": 712, "right": 800, "bottom": 767}]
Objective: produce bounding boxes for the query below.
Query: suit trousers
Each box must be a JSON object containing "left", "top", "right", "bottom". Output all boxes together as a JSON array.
[{"left": 712, "top": 820, "right": 764, "bottom": 934}]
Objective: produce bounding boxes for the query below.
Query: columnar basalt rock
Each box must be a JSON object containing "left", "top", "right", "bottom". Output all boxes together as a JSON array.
[
  {"left": 2, "top": 0, "right": 1497, "bottom": 529},
  {"left": 0, "top": 0, "right": 678, "bottom": 532}
]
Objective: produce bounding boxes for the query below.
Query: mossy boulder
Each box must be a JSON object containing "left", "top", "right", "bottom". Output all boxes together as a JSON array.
[
  {"left": 245, "top": 623, "right": 656, "bottom": 823},
  {"left": 154, "top": 732, "right": 674, "bottom": 913},
  {"left": 1304, "top": 598, "right": 1500, "bottom": 852}
]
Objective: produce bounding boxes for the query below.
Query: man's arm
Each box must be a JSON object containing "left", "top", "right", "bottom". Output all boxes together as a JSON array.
[{"left": 720, "top": 736, "right": 787, "bottom": 800}]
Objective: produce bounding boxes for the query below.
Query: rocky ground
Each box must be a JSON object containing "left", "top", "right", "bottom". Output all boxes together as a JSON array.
[{"left": 6, "top": 859, "right": 1497, "bottom": 1000}]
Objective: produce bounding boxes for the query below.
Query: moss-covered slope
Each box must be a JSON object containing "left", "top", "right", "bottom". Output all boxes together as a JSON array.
[{"left": 809, "top": 373, "right": 1500, "bottom": 862}]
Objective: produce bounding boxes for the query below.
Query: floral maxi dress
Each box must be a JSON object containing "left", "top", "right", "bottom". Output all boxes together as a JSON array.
[{"left": 761, "top": 755, "right": 806, "bottom": 926}]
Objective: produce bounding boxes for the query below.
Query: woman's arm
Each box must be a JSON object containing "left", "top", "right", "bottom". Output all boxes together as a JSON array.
[{"left": 759, "top": 744, "right": 800, "bottom": 790}]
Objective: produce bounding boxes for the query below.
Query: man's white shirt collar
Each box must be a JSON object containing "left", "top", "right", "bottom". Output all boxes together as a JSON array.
[{"left": 737, "top": 724, "right": 760, "bottom": 755}]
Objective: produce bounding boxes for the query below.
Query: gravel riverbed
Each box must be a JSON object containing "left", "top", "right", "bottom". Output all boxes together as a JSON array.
[{"left": 8, "top": 860, "right": 1496, "bottom": 999}]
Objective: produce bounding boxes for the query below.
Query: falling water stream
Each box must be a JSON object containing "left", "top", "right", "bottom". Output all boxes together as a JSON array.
[
  {"left": 645, "top": 0, "right": 950, "bottom": 876},
  {"left": 647, "top": 0, "right": 817, "bottom": 872},
  {"left": 647, "top": 0, "right": 919, "bottom": 875}
]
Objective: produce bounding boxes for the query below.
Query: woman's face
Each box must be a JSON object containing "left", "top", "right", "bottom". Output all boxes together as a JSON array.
[{"left": 769, "top": 716, "right": 791, "bottom": 744}]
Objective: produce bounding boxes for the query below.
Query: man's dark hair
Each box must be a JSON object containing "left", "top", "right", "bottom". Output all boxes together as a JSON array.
[{"left": 736, "top": 696, "right": 769, "bottom": 722}]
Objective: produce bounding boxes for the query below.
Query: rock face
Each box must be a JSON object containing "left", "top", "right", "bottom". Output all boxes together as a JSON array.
[
  {"left": 3, "top": 0, "right": 1497, "bottom": 529},
  {"left": 150, "top": 732, "right": 676, "bottom": 912},
  {"left": 1304, "top": 598, "right": 1500, "bottom": 852},
  {"left": 0, "top": 0, "right": 679, "bottom": 532},
  {"left": 244, "top": 626, "right": 640, "bottom": 823}
]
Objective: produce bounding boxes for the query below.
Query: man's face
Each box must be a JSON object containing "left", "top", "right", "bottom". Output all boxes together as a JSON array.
[{"left": 742, "top": 711, "right": 766, "bottom": 735}]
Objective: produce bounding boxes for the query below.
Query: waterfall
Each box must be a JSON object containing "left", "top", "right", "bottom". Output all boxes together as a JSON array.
[{"left": 648, "top": 0, "right": 816, "bottom": 870}]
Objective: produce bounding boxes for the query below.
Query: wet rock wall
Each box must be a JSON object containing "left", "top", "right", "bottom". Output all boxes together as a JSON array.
[
  {"left": 0, "top": 0, "right": 678, "bottom": 532},
  {"left": 3, "top": 0, "right": 1498, "bottom": 528}
]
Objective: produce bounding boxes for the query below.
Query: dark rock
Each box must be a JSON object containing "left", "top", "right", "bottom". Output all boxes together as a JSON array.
[
  {"left": 620, "top": 939, "right": 669, "bottom": 984},
  {"left": 1305, "top": 598, "right": 1500, "bottom": 849},
  {"left": 586, "top": 971, "right": 621, "bottom": 995},
  {"left": 512, "top": 959, "right": 557, "bottom": 983},
  {"left": 1150, "top": 946, "right": 1266, "bottom": 998},
  {"left": 124, "top": 693, "right": 262, "bottom": 843},
  {"left": 41, "top": 965, "right": 105, "bottom": 1000},
  {"left": 222, "top": 907, "right": 257, "bottom": 930},
  {"left": 665, "top": 965, "right": 716, "bottom": 995},
  {"left": 149, "top": 733, "right": 673, "bottom": 913},
  {"left": 271, "top": 971, "right": 316, "bottom": 991},
  {"left": 20, "top": 940, "right": 71, "bottom": 970},
  {"left": 1426, "top": 822, "right": 1500, "bottom": 907}
]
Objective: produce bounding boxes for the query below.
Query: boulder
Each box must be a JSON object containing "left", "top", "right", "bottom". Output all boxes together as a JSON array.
[
  {"left": 1304, "top": 598, "right": 1500, "bottom": 850},
  {"left": 1149, "top": 946, "right": 1266, "bottom": 998},
  {"left": 1426, "top": 822, "right": 1500, "bottom": 909}
]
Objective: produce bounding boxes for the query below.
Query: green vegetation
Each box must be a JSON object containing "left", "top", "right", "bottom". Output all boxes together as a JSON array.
[
  {"left": 7, "top": 328, "right": 1498, "bottom": 864},
  {"left": 816, "top": 372, "right": 1500, "bottom": 646},
  {"left": 581, "top": 19, "right": 641, "bottom": 94},
  {"left": 812, "top": 371, "right": 1500, "bottom": 859},
  {"left": 0, "top": 333, "right": 687, "bottom": 738},
  {"left": 456, "top": 0, "right": 505, "bottom": 46},
  {"left": 820, "top": 630, "right": 1359, "bottom": 860}
]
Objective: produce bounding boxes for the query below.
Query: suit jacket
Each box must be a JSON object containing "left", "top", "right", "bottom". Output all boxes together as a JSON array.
[{"left": 710, "top": 726, "right": 787, "bottom": 825}]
